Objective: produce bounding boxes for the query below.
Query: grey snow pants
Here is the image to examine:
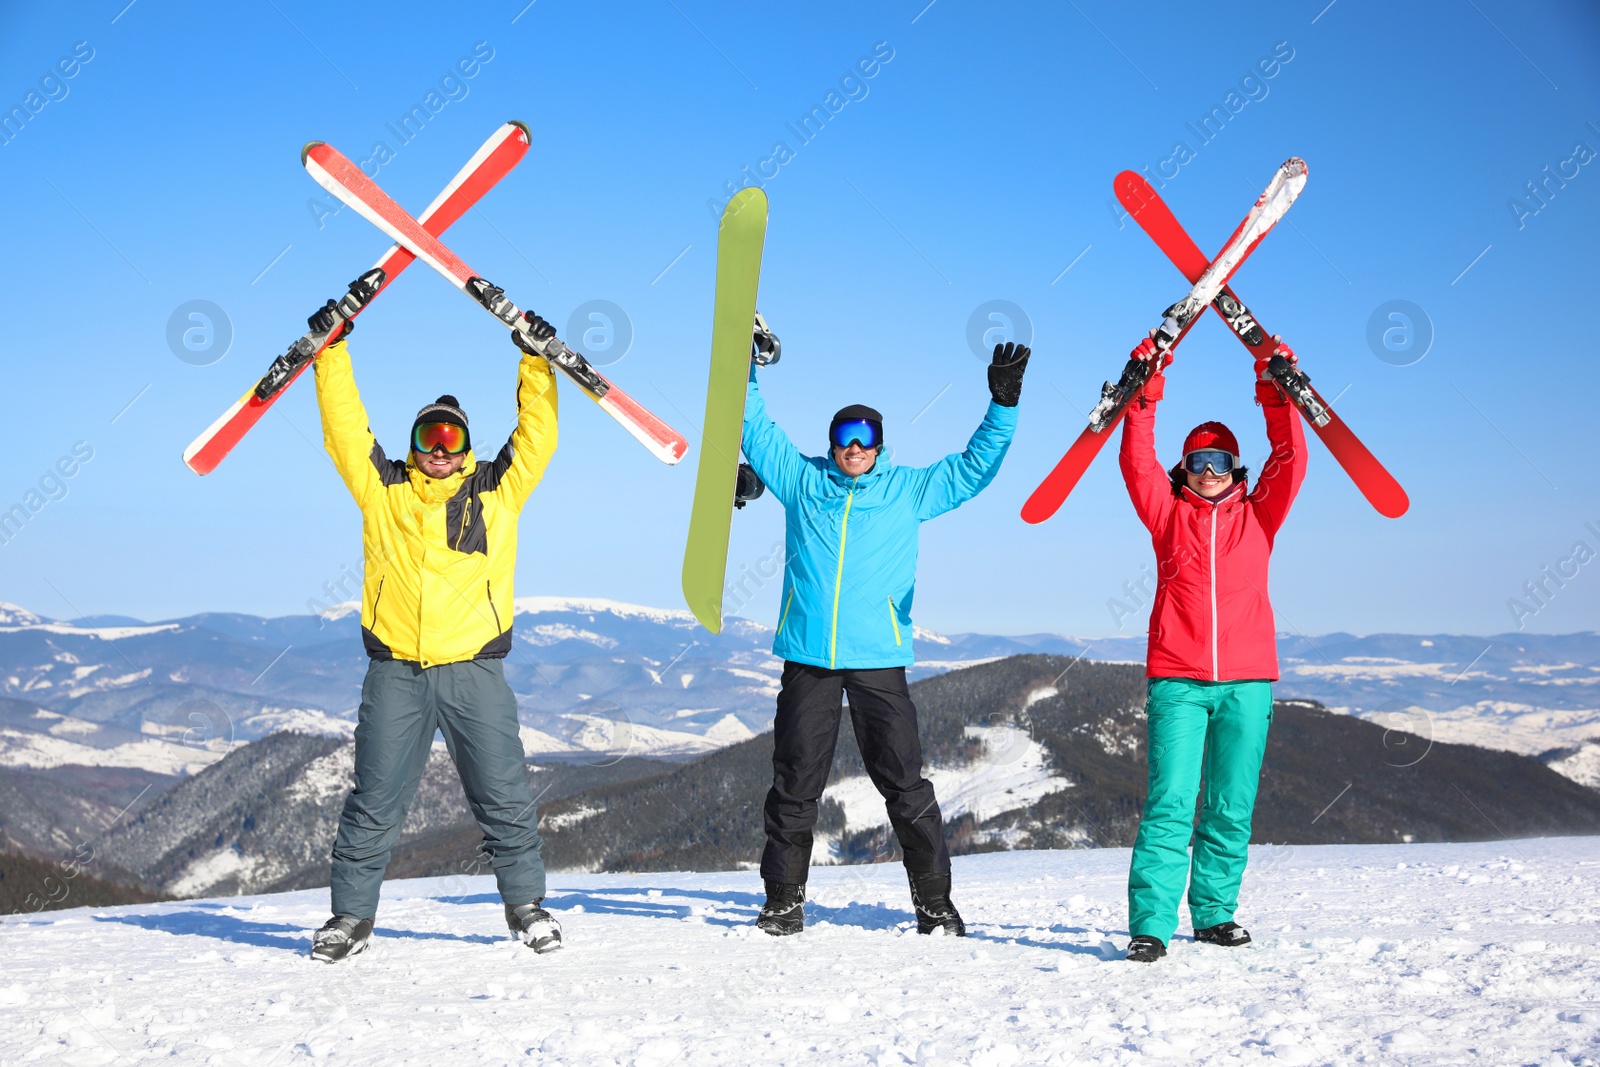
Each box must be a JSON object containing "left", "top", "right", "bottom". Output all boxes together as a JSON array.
[{"left": 329, "top": 657, "right": 545, "bottom": 919}]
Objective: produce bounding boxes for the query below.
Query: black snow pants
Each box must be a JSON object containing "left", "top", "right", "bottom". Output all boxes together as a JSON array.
[{"left": 760, "top": 661, "right": 950, "bottom": 884}]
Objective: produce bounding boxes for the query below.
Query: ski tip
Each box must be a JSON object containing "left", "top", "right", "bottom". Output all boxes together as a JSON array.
[
  {"left": 1282, "top": 156, "right": 1308, "bottom": 179},
  {"left": 1018, "top": 498, "right": 1058, "bottom": 525},
  {"left": 1376, "top": 491, "right": 1410, "bottom": 519},
  {"left": 300, "top": 141, "right": 326, "bottom": 165},
  {"left": 507, "top": 119, "right": 531, "bottom": 142}
]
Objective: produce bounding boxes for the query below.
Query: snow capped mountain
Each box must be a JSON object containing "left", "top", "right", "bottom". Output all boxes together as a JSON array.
[{"left": 0, "top": 599, "right": 1594, "bottom": 785}]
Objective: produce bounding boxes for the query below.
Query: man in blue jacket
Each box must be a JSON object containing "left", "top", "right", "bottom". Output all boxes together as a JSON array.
[{"left": 742, "top": 341, "right": 1030, "bottom": 936}]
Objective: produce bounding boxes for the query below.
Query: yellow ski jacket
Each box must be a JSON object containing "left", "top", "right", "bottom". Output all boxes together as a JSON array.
[{"left": 313, "top": 340, "right": 557, "bottom": 667}]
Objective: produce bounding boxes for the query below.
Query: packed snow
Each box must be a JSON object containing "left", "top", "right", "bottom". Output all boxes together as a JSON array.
[{"left": 8, "top": 837, "right": 1595, "bottom": 1064}]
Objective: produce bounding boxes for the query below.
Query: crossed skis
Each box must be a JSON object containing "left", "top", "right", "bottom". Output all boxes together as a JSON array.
[
  {"left": 184, "top": 123, "right": 686, "bottom": 475},
  {"left": 1021, "top": 157, "right": 1409, "bottom": 523}
]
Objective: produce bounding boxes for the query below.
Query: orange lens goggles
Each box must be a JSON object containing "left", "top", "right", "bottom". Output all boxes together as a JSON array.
[{"left": 412, "top": 421, "right": 467, "bottom": 455}]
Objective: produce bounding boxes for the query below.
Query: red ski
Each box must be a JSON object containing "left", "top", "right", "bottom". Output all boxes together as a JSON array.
[
  {"left": 183, "top": 121, "right": 531, "bottom": 475},
  {"left": 302, "top": 141, "right": 688, "bottom": 465},
  {"left": 1021, "top": 158, "right": 1308, "bottom": 524},
  {"left": 1114, "top": 171, "right": 1409, "bottom": 518}
]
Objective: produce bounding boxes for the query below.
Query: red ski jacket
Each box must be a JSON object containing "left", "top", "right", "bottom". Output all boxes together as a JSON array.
[{"left": 1119, "top": 397, "right": 1306, "bottom": 682}]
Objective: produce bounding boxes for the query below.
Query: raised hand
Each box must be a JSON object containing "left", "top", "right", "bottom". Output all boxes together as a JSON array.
[{"left": 987, "top": 341, "right": 1031, "bottom": 407}]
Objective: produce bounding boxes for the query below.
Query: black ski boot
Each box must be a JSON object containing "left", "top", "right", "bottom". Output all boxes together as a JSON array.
[
  {"left": 908, "top": 871, "right": 966, "bottom": 936},
  {"left": 310, "top": 915, "right": 373, "bottom": 963},
  {"left": 756, "top": 880, "right": 805, "bottom": 936},
  {"left": 1194, "top": 921, "right": 1252, "bottom": 947},
  {"left": 1126, "top": 935, "right": 1167, "bottom": 963},
  {"left": 505, "top": 900, "right": 563, "bottom": 953}
]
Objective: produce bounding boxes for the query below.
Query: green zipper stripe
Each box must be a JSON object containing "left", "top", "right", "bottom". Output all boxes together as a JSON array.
[
  {"left": 887, "top": 596, "right": 901, "bottom": 646},
  {"left": 829, "top": 489, "right": 855, "bottom": 669},
  {"left": 775, "top": 589, "right": 795, "bottom": 637}
]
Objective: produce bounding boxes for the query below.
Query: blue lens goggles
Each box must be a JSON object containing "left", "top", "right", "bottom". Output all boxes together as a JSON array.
[
  {"left": 830, "top": 418, "right": 882, "bottom": 451},
  {"left": 1183, "top": 449, "right": 1238, "bottom": 475}
]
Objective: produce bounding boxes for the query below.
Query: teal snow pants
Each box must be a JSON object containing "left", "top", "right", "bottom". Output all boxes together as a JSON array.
[
  {"left": 330, "top": 658, "right": 545, "bottom": 919},
  {"left": 1128, "top": 678, "right": 1273, "bottom": 944}
]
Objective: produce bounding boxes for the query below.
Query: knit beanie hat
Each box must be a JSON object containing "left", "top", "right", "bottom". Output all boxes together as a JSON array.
[
  {"left": 1182, "top": 421, "right": 1238, "bottom": 459},
  {"left": 413, "top": 395, "right": 470, "bottom": 452},
  {"left": 829, "top": 404, "right": 885, "bottom": 450}
]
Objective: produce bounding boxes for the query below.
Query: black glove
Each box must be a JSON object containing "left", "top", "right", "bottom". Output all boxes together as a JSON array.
[
  {"left": 308, "top": 299, "right": 352, "bottom": 343},
  {"left": 512, "top": 311, "right": 556, "bottom": 355},
  {"left": 987, "top": 341, "right": 1030, "bottom": 407}
]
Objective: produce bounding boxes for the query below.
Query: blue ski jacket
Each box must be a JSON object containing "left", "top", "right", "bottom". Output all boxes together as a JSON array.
[{"left": 741, "top": 372, "right": 1017, "bottom": 670}]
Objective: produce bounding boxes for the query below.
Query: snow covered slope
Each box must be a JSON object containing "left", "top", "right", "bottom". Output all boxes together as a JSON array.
[{"left": 3, "top": 838, "right": 1597, "bottom": 1065}]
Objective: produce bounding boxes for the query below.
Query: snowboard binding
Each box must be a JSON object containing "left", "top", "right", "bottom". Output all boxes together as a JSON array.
[
  {"left": 752, "top": 310, "right": 781, "bottom": 366},
  {"left": 255, "top": 268, "right": 386, "bottom": 401},
  {"left": 734, "top": 463, "right": 765, "bottom": 509}
]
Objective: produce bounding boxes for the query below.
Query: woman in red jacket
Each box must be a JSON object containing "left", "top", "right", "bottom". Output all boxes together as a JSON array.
[{"left": 1117, "top": 333, "right": 1307, "bottom": 964}]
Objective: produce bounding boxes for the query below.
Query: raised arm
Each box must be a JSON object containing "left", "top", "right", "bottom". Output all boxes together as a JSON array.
[
  {"left": 1247, "top": 339, "right": 1308, "bottom": 538},
  {"left": 911, "top": 401, "right": 1018, "bottom": 520},
  {"left": 741, "top": 368, "right": 813, "bottom": 508},
  {"left": 1118, "top": 338, "right": 1176, "bottom": 533},
  {"left": 911, "top": 340, "right": 1030, "bottom": 519},
  {"left": 484, "top": 353, "right": 559, "bottom": 511},
  {"left": 313, "top": 337, "right": 389, "bottom": 507},
  {"left": 484, "top": 313, "right": 560, "bottom": 511}
]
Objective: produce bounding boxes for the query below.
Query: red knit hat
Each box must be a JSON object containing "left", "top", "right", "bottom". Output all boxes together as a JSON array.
[{"left": 1182, "top": 421, "right": 1239, "bottom": 458}]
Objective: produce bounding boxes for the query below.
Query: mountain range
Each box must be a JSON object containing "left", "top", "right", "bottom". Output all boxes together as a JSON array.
[{"left": 16, "top": 654, "right": 1600, "bottom": 906}]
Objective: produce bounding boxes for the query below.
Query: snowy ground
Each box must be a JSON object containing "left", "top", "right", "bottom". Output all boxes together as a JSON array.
[{"left": 4, "top": 839, "right": 1600, "bottom": 1066}]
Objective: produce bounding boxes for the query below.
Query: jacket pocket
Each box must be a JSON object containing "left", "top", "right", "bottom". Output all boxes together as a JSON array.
[
  {"left": 369, "top": 576, "right": 385, "bottom": 625},
  {"left": 887, "top": 596, "right": 902, "bottom": 647},
  {"left": 486, "top": 579, "right": 503, "bottom": 633},
  {"left": 775, "top": 590, "right": 795, "bottom": 637}
]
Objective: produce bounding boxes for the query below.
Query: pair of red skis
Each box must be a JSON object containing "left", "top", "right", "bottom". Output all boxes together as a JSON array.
[
  {"left": 184, "top": 122, "right": 687, "bottom": 476},
  {"left": 1021, "top": 160, "right": 1409, "bottom": 523}
]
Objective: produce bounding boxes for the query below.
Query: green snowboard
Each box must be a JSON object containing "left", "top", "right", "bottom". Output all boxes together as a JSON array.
[{"left": 681, "top": 187, "right": 769, "bottom": 634}]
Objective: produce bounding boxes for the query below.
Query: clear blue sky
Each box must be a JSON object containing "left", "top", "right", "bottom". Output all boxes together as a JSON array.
[{"left": 1, "top": 0, "right": 1596, "bottom": 638}]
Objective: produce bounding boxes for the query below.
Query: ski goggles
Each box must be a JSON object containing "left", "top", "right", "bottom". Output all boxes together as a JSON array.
[
  {"left": 1183, "top": 449, "right": 1239, "bottom": 476},
  {"left": 412, "top": 421, "right": 468, "bottom": 455},
  {"left": 830, "top": 418, "right": 882, "bottom": 451}
]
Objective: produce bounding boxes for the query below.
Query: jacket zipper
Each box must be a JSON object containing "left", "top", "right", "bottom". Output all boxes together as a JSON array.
[
  {"left": 486, "top": 579, "right": 503, "bottom": 633},
  {"left": 370, "top": 576, "right": 385, "bottom": 626},
  {"left": 458, "top": 498, "right": 472, "bottom": 549},
  {"left": 775, "top": 590, "right": 795, "bottom": 637},
  {"left": 829, "top": 486, "right": 856, "bottom": 670},
  {"left": 1209, "top": 506, "right": 1219, "bottom": 682},
  {"left": 887, "top": 596, "right": 901, "bottom": 647}
]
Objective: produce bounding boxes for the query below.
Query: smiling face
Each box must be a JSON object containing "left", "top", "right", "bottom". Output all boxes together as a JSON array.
[
  {"left": 413, "top": 447, "right": 467, "bottom": 479},
  {"left": 831, "top": 442, "right": 878, "bottom": 477},
  {"left": 1185, "top": 467, "right": 1232, "bottom": 498}
]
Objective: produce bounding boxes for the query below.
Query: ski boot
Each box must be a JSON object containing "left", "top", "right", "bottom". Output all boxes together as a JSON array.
[
  {"left": 310, "top": 915, "right": 373, "bottom": 963},
  {"left": 1125, "top": 935, "right": 1167, "bottom": 963},
  {"left": 505, "top": 900, "right": 564, "bottom": 953},
  {"left": 1194, "top": 921, "right": 1252, "bottom": 947},
  {"left": 756, "top": 880, "right": 805, "bottom": 936},
  {"left": 908, "top": 871, "right": 966, "bottom": 936}
]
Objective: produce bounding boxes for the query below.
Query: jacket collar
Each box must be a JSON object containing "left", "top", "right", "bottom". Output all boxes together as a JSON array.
[
  {"left": 406, "top": 449, "right": 478, "bottom": 502},
  {"left": 1180, "top": 479, "right": 1247, "bottom": 508}
]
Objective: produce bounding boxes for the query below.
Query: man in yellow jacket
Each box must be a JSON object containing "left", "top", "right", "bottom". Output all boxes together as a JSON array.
[{"left": 305, "top": 296, "right": 563, "bottom": 962}]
